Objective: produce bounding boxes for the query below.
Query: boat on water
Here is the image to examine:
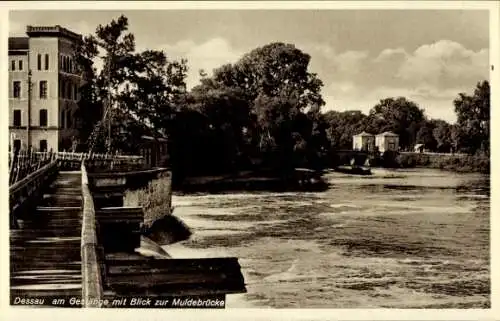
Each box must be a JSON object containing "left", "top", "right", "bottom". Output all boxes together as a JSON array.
[
  {"left": 335, "top": 165, "right": 372, "bottom": 175},
  {"left": 334, "top": 157, "right": 372, "bottom": 175}
]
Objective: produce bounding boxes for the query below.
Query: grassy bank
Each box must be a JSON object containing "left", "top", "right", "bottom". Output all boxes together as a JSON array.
[{"left": 395, "top": 153, "right": 490, "bottom": 174}]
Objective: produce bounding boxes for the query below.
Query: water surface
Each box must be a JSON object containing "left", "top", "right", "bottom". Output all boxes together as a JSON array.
[{"left": 167, "top": 168, "right": 490, "bottom": 308}]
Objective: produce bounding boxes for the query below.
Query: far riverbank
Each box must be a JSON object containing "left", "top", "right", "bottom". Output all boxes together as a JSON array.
[{"left": 394, "top": 152, "right": 489, "bottom": 174}]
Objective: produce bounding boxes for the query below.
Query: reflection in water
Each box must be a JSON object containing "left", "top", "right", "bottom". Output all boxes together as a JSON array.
[{"left": 167, "top": 168, "right": 490, "bottom": 308}]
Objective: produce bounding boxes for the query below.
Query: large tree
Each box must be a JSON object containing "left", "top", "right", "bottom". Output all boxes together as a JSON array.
[
  {"left": 453, "top": 80, "right": 490, "bottom": 154},
  {"left": 323, "top": 110, "right": 368, "bottom": 150},
  {"left": 368, "top": 97, "right": 425, "bottom": 150},
  {"left": 188, "top": 42, "right": 327, "bottom": 174},
  {"left": 75, "top": 15, "right": 187, "bottom": 154},
  {"left": 416, "top": 120, "right": 437, "bottom": 151},
  {"left": 432, "top": 120, "right": 453, "bottom": 153}
]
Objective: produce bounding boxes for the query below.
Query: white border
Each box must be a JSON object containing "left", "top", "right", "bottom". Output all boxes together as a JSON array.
[{"left": 1, "top": 2, "right": 499, "bottom": 321}]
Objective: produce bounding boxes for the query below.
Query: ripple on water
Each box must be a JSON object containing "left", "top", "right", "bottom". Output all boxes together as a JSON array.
[{"left": 172, "top": 169, "right": 490, "bottom": 308}]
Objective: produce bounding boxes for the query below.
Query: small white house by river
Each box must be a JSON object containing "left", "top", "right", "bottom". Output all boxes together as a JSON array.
[
  {"left": 352, "top": 132, "right": 375, "bottom": 151},
  {"left": 353, "top": 131, "right": 399, "bottom": 153},
  {"left": 375, "top": 131, "right": 399, "bottom": 153}
]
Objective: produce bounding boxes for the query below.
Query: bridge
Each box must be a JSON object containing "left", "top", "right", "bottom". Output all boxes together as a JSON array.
[{"left": 9, "top": 151, "right": 246, "bottom": 308}]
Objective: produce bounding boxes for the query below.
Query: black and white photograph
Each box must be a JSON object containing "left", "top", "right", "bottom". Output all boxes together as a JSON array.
[{"left": 4, "top": 1, "right": 498, "bottom": 318}]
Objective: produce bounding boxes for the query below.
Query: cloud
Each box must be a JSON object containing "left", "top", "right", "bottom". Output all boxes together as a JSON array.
[
  {"left": 160, "top": 37, "right": 244, "bottom": 89},
  {"left": 397, "top": 40, "right": 488, "bottom": 88},
  {"left": 323, "top": 81, "right": 479, "bottom": 123},
  {"left": 318, "top": 40, "right": 488, "bottom": 123}
]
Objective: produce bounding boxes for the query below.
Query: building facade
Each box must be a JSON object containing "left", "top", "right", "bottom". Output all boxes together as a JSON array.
[
  {"left": 9, "top": 25, "right": 82, "bottom": 152},
  {"left": 352, "top": 131, "right": 375, "bottom": 151},
  {"left": 375, "top": 131, "right": 399, "bottom": 153}
]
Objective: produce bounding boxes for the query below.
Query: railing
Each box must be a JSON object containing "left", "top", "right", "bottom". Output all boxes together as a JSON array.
[
  {"left": 9, "top": 160, "right": 58, "bottom": 228},
  {"left": 10, "top": 150, "right": 146, "bottom": 186},
  {"left": 54, "top": 152, "right": 145, "bottom": 172},
  {"left": 9, "top": 149, "right": 56, "bottom": 185},
  {"left": 81, "top": 162, "right": 104, "bottom": 307}
]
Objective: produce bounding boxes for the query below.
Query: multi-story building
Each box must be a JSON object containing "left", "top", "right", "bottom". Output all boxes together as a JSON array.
[{"left": 8, "top": 25, "right": 82, "bottom": 152}]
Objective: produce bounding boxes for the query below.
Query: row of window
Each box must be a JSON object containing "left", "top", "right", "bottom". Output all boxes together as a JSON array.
[
  {"left": 60, "top": 110, "right": 73, "bottom": 129},
  {"left": 12, "top": 80, "right": 48, "bottom": 99},
  {"left": 60, "top": 55, "right": 75, "bottom": 73},
  {"left": 13, "top": 109, "right": 48, "bottom": 127},
  {"left": 59, "top": 80, "right": 78, "bottom": 100},
  {"left": 11, "top": 139, "right": 48, "bottom": 152},
  {"left": 37, "top": 54, "right": 50, "bottom": 71},
  {"left": 10, "top": 54, "right": 75, "bottom": 73},
  {"left": 12, "top": 80, "right": 78, "bottom": 100},
  {"left": 12, "top": 109, "right": 74, "bottom": 128},
  {"left": 11, "top": 60, "right": 24, "bottom": 71}
]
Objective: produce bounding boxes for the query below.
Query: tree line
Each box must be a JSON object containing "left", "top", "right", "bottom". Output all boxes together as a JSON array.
[
  {"left": 324, "top": 80, "right": 489, "bottom": 156},
  {"left": 75, "top": 15, "right": 490, "bottom": 182}
]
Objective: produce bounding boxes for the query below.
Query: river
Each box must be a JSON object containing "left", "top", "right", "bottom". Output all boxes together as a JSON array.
[{"left": 165, "top": 168, "right": 490, "bottom": 308}]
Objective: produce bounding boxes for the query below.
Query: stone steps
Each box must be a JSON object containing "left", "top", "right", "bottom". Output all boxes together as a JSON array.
[{"left": 10, "top": 172, "right": 83, "bottom": 301}]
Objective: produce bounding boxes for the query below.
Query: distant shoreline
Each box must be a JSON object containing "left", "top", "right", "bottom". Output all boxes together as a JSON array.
[
  {"left": 394, "top": 153, "right": 490, "bottom": 174},
  {"left": 174, "top": 171, "right": 329, "bottom": 194}
]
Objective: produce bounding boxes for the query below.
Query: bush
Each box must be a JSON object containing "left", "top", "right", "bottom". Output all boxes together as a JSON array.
[{"left": 394, "top": 153, "right": 489, "bottom": 174}]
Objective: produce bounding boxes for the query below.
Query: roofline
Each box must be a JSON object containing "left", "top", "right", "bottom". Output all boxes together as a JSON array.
[
  {"left": 376, "top": 132, "right": 399, "bottom": 136},
  {"left": 26, "top": 25, "right": 82, "bottom": 42}
]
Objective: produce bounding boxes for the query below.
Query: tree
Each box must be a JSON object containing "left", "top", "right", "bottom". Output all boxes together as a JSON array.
[
  {"left": 188, "top": 42, "right": 327, "bottom": 174},
  {"left": 75, "top": 15, "right": 187, "bottom": 154},
  {"left": 189, "top": 83, "right": 251, "bottom": 171},
  {"left": 432, "top": 120, "right": 452, "bottom": 153},
  {"left": 453, "top": 80, "right": 490, "bottom": 155},
  {"left": 416, "top": 121, "right": 437, "bottom": 151},
  {"left": 368, "top": 97, "right": 425, "bottom": 149},
  {"left": 324, "top": 110, "right": 368, "bottom": 150}
]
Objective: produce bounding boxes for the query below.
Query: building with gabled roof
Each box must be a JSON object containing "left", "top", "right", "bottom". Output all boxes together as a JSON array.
[
  {"left": 353, "top": 131, "right": 375, "bottom": 151},
  {"left": 375, "top": 131, "right": 399, "bottom": 153}
]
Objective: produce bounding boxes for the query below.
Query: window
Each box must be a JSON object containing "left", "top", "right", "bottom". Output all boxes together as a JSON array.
[
  {"left": 39, "top": 109, "right": 48, "bottom": 127},
  {"left": 13, "top": 139, "right": 21, "bottom": 152},
  {"left": 66, "top": 111, "right": 72, "bottom": 128},
  {"left": 61, "top": 110, "right": 65, "bottom": 128},
  {"left": 13, "top": 81, "right": 21, "bottom": 98},
  {"left": 37, "top": 54, "right": 42, "bottom": 70},
  {"left": 66, "top": 82, "right": 71, "bottom": 99},
  {"left": 13, "top": 110, "right": 21, "bottom": 126},
  {"left": 39, "top": 81, "right": 48, "bottom": 99},
  {"left": 18, "top": 60, "right": 23, "bottom": 71},
  {"left": 39, "top": 140, "right": 48, "bottom": 152},
  {"left": 73, "top": 84, "right": 78, "bottom": 100},
  {"left": 11, "top": 60, "right": 15, "bottom": 71},
  {"left": 45, "top": 54, "right": 49, "bottom": 70}
]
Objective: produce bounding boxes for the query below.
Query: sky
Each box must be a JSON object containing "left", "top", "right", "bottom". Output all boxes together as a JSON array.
[{"left": 9, "top": 9, "right": 490, "bottom": 123}]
